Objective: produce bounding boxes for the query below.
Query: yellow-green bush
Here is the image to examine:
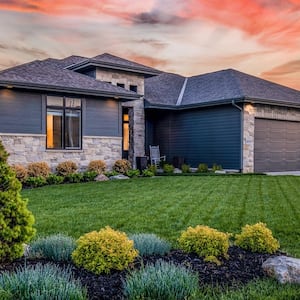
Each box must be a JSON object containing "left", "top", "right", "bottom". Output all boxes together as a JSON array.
[
  {"left": 72, "top": 226, "right": 138, "bottom": 274},
  {"left": 56, "top": 161, "right": 78, "bottom": 176},
  {"left": 87, "top": 160, "right": 106, "bottom": 174},
  {"left": 11, "top": 164, "right": 28, "bottom": 183},
  {"left": 27, "top": 162, "right": 50, "bottom": 178},
  {"left": 112, "top": 159, "right": 131, "bottom": 174},
  {"left": 178, "top": 225, "right": 230, "bottom": 264},
  {"left": 235, "top": 222, "right": 279, "bottom": 254}
]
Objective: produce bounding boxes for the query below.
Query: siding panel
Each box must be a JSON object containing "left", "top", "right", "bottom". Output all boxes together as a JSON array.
[
  {"left": 148, "top": 105, "right": 241, "bottom": 169},
  {"left": 0, "top": 89, "right": 42, "bottom": 134}
]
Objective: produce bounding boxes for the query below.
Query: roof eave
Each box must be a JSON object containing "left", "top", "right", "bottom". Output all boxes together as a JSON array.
[
  {"left": 0, "top": 81, "right": 140, "bottom": 101},
  {"left": 67, "top": 61, "right": 161, "bottom": 77},
  {"left": 243, "top": 96, "right": 300, "bottom": 108}
]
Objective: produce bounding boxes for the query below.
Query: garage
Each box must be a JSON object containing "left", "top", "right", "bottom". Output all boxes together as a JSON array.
[{"left": 254, "top": 118, "right": 300, "bottom": 172}]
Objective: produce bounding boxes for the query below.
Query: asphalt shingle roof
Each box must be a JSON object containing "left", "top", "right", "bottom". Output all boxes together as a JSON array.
[
  {"left": 0, "top": 59, "right": 139, "bottom": 99},
  {"left": 68, "top": 53, "right": 161, "bottom": 76},
  {"left": 145, "top": 69, "right": 300, "bottom": 108}
]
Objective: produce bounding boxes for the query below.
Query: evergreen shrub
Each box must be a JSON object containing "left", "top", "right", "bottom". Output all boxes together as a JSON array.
[
  {"left": 10, "top": 164, "right": 28, "bottom": 183},
  {"left": 56, "top": 160, "right": 78, "bottom": 176},
  {"left": 87, "top": 160, "right": 106, "bottom": 174},
  {"left": 112, "top": 159, "right": 132, "bottom": 174},
  {"left": 27, "top": 162, "right": 50, "bottom": 178}
]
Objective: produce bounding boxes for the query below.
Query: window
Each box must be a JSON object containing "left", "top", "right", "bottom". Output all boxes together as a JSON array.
[
  {"left": 46, "top": 96, "right": 81, "bottom": 149},
  {"left": 117, "top": 83, "right": 125, "bottom": 88},
  {"left": 129, "top": 85, "right": 138, "bottom": 92}
]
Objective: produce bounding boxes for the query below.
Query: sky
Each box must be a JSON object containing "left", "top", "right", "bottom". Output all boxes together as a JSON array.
[{"left": 0, "top": 0, "right": 299, "bottom": 90}]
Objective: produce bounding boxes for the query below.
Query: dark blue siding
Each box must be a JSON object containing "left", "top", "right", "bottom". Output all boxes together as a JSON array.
[
  {"left": 146, "top": 105, "right": 241, "bottom": 169},
  {"left": 85, "top": 98, "right": 120, "bottom": 136},
  {"left": 0, "top": 89, "right": 43, "bottom": 134}
]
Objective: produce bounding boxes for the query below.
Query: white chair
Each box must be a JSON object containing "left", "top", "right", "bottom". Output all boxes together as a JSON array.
[{"left": 149, "top": 145, "right": 166, "bottom": 167}]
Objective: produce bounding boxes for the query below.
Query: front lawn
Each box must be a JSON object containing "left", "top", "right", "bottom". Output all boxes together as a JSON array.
[{"left": 23, "top": 175, "right": 300, "bottom": 257}]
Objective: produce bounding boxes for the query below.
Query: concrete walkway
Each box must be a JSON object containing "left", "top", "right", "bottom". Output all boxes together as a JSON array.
[{"left": 265, "top": 171, "right": 300, "bottom": 176}]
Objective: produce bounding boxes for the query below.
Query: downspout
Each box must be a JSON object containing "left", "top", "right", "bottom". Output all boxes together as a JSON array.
[{"left": 231, "top": 100, "right": 243, "bottom": 173}]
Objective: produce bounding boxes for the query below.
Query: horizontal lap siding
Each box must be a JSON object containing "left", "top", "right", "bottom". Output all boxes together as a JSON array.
[
  {"left": 84, "top": 98, "right": 120, "bottom": 137},
  {"left": 0, "top": 90, "right": 43, "bottom": 134},
  {"left": 149, "top": 106, "right": 241, "bottom": 169}
]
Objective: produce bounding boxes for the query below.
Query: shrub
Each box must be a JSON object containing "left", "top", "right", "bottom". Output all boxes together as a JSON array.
[
  {"left": 0, "top": 263, "right": 87, "bottom": 299},
  {"left": 82, "top": 171, "right": 98, "bottom": 182},
  {"left": 24, "top": 176, "right": 47, "bottom": 188},
  {"left": 124, "top": 260, "right": 199, "bottom": 300},
  {"left": 212, "top": 163, "right": 222, "bottom": 172},
  {"left": 197, "top": 163, "right": 208, "bottom": 173},
  {"left": 126, "top": 169, "right": 140, "bottom": 178},
  {"left": 0, "top": 140, "right": 35, "bottom": 262},
  {"left": 147, "top": 164, "right": 157, "bottom": 174},
  {"left": 235, "top": 222, "right": 280, "bottom": 253},
  {"left": 163, "top": 163, "right": 174, "bottom": 174},
  {"left": 104, "top": 170, "right": 120, "bottom": 177},
  {"left": 178, "top": 225, "right": 230, "bottom": 265},
  {"left": 142, "top": 169, "right": 154, "bottom": 177},
  {"left": 27, "top": 162, "right": 50, "bottom": 178},
  {"left": 72, "top": 226, "right": 138, "bottom": 274},
  {"left": 87, "top": 160, "right": 106, "bottom": 174},
  {"left": 181, "top": 164, "right": 191, "bottom": 173},
  {"left": 64, "top": 173, "right": 83, "bottom": 183},
  {"left": 56, "top": 160, "right": 78, "bottom": 176},
  {"left": 28, "top": 234, "right": 76, "bottom": 261},
  {"left": 46, "top": 174, "right": 64, "bottom": 185},
  {"left": 10, "top": 164, "right": 28, "bottom": 183},
  {"left": 129, "top": 233, "right": 171, "bottom": 256},
  {"left": 112, "top": 159, "right": 132, "bottom": 174}
]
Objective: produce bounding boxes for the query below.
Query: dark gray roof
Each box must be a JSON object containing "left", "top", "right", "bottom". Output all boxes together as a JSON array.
[
  {"left": 0, "top": 59, "right": 140, "bottom": 100},
  {"left": 145, "top": 69, "right": 300, "bottom": 108},
  {"left": 144, "top": 72, "right": 185, "bottom": 106},
  {"left": 58, "top": 55, "right": 88, "bottom": 68},
  {"left": 68, "top": 53, "right": 162, "bottom": 77}
]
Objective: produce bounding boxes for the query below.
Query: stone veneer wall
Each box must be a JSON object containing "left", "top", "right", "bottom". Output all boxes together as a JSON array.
[
  {"left": 96, "top": 68, "right": 146, "bottom": 167},
  {"left": 0, "top": 133, "right": 122, "bottom": 171},
  {"left": 243, "top": 103, "right": 300, "bottom": 173}
]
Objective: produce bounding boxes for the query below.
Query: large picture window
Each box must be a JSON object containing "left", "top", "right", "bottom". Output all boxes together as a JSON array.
[{"left": 46, "top": 96, "right": 81, "bottom": 149}]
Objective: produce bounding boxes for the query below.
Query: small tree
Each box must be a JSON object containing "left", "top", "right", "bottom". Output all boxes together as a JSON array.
[{"left": 0, "top": 139, "right": 36, "bottom": 262}]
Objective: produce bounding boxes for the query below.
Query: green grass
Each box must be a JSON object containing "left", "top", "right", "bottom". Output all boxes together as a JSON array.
[{"left": 23, "top": 175, "right": 300, "bottom": 257}]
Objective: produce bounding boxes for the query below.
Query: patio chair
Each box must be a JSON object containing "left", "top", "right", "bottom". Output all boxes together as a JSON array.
[{"left": 149, "top": 145, "right": 166, "bottom": 167}]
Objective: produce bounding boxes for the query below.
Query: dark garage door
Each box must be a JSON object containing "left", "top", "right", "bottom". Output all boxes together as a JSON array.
[{"left": 254, "top": 118, "right": 300, "bottom": 172}]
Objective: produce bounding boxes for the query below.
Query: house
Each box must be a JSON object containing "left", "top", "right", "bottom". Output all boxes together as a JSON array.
[{"left": 0, "top": 53, "right": 300, "bottom": 173}]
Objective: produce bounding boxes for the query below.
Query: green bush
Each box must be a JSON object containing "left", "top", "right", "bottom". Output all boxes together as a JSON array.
[
  {"left": 0, "top": 140, "right": 36, "bottom": 262},
  {"left": 46, "top": 174, "right": 64, "bottom": 185},
  {"left": 212, "top": 163, "right": 222, "bottom": 172},
  {"left": 27, "top": 162, "right": 50, "bottom": 178},
  {"left": 197, "top": 163, "right": 208, "bottom": 173},
  {"left": 126, "top": 169, "right": 140, "bottom": 178},
  {"left": 178, "top": 225, "right": 230, "bottom": 265},
  {"left": 124, "top": 260, "right": 198, "bottom": 300},
  {"left": 10, "top": 164, "right": 28, "bottom": 183},
  {"left": 104, "top": 170, "right": 120, "bottom": 177},
  {"left": 64, "top": 173, "right": 83, "bottom": 183},
  {"left": 0, "top": 263, "right": 87, "bottom": 299},
  {"left": 24, "top": 176, "right": 47, "bottom": 188},
  {"left": 28, "top": 234, "right": 76, "bottom": 261},
  {"left": 181, "top": 164, "right": 191, "bottom": 173},
  {"left": 87, "top": 160, "right": 106, "bottom": 174},
  {"left": 72, "top": 226, "right": 138, "bottom": 274},
  {"left": 56, "top": 160, "right": 78, "bottom": 176},
  {"left": 235, "top": 222, "right": 280, "bottom": 253},
  {"left": 112, "top": 159, "right": 132, "bottom": 174},
  {"left": 82, "top": 171, "right": 98, "bottom": 182},
  {"left": 142, "top": 169, "right": 155, "bottom": 177},
  {"left": 129, "top": 233, "right": 171, "bottom": 256},
  {"left": 163, "top": 164, "right": 175, "bottom": 174}
]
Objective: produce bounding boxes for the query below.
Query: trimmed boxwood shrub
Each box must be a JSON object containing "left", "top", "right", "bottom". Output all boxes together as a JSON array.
[
  {"left": 0, "top": 140, "right": 36, "bottom": 262},
  {"left": 235, "top": 222, "right": 280, "bottom": 253},
  {"left": 56, "top": 161, "right": 78, "bottom": 176},
  {"left": 27, "top": 162, "right": 50, "bottom": 178},
  {"left": 72, "top": 226, "right": 138, "bottom": 274},
  {"left": 112, "top": 159, "right": 131, "bottom": 174},
  {"left": 178, "top": 225, "right": 230, "bottom": 264}
]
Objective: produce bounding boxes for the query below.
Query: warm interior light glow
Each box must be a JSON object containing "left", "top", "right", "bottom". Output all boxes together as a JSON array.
[
  {"left": 47, "top": 114, "right": 54, "bottom": 148},
  {"left": 123, "top": 123, "right": 129, "bottom": 151}
]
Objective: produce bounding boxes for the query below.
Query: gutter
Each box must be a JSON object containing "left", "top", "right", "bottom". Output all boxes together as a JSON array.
[{"left": 0, "top": 81, "right": 140, "bottom": 101}]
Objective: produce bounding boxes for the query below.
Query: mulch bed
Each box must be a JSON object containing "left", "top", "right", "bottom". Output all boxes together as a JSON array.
[{"left": 0, "top": 246, "right": 279, "bottom": 300}]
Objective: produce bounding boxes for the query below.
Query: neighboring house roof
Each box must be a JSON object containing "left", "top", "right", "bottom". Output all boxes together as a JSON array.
[
  {"left": 57, "top": 55, "right": 88, "bottom": 68},
  {"left": 67, "top": 53, "right": 162, "bottom": 77},
  {"left": 145, "top": 69, "right": 300, "bottom": 109},
  {"left": 0, "top": 59, "right": 140, "bottom": 100}
]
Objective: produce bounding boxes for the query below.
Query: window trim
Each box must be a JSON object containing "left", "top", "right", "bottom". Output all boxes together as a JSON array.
[{"left": 46, "top": 96, "right": 82, "bottom": 150}]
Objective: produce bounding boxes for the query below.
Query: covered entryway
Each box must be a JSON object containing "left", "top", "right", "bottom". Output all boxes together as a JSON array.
[{"left": 254, "top": 118, "right": 300, "bottom": 172}]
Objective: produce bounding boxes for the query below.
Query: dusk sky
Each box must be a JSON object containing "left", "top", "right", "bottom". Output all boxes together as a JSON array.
[{"left": 0, "top": 0, "right": 299, "bottom": 90}]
